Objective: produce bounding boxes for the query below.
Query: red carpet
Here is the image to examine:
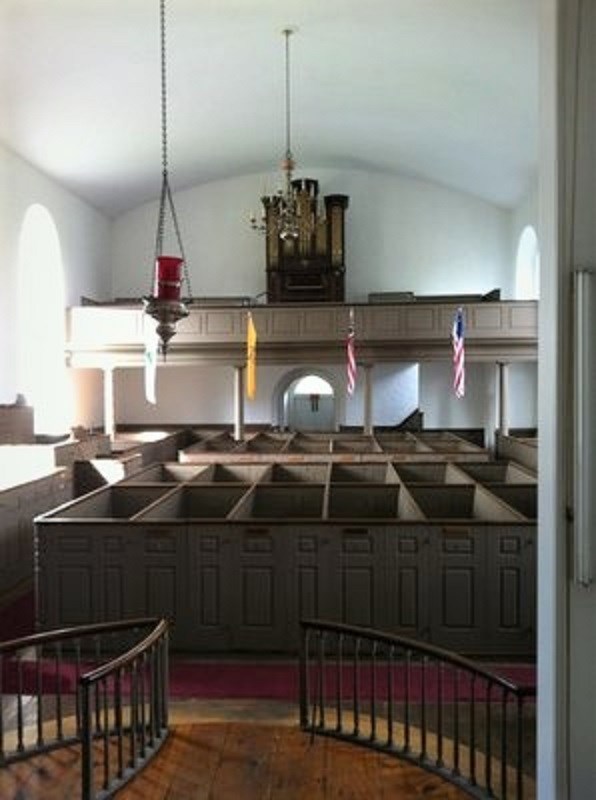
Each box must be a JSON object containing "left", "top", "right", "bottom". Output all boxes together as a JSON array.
[
  {"left": 166, "top": 660, "right": 535, "bottom": 702},
  {"left": 0, "top": 658, "right": 535, "bottom": 702}
]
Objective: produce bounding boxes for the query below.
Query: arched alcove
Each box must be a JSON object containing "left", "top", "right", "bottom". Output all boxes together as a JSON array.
[
  {"left": 271, "top": 367, "right": 341, "bottom": 432},
  {"left": 17, "top": 204, "right": 71, "bottom": 435},
  {"left": 515, "top": 225, "right": 540, "bottom": 300}
]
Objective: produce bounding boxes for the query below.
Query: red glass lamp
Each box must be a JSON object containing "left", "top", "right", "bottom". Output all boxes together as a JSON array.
[{"left": 143, "top": 0, "right": 192, "bottom": 357}]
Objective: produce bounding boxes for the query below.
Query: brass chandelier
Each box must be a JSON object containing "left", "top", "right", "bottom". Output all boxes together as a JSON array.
[
  {"left": 250, "top": 28, "right": 318, "bottom": 242},
  {"left": 143, "top": 0, "right": 192, "bottom": 357}
]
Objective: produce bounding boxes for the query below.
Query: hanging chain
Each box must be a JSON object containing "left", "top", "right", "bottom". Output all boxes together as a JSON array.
[
  {"left": 153, "top": 0, "right": 192, "bottom": 299},
  {"left": 284, "top": 28, "right": 293, "bottom": 162},
  {"left": 160, "top": 0, "right": 168, "bottom": 178}
]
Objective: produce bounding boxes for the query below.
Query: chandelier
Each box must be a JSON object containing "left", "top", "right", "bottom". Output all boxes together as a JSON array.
[
  {"left": 250, "top": 28, "right": 317, "bottom": 242},
  {"left": 143, "top": 0, "right": 192, "bottom": 358}
]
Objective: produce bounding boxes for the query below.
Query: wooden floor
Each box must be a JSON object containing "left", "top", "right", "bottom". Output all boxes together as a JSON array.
[
  {"left": 0, "top": 721, "right": 470, "bottom": 800},
  {"left": 1, "top": 697, "right": 535, "bottom": 798},
  {"left": 117, "top": 722, "right": 471, "bottom": 799}
]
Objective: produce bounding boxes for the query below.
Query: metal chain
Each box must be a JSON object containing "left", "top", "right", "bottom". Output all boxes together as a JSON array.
[
  {"left": 153, "top": 0, "right": 192, "bottom": 299},
  {"left": 284, "top": 28, "right": 293, "bottom": 161},
  {"left": 160, "top": 0, "right": 168, "bottom": 176}
]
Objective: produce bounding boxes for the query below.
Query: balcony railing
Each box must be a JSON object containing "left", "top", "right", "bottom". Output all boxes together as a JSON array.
[{"left": 66, "top": 299, "right": 538, "bottom": 367}]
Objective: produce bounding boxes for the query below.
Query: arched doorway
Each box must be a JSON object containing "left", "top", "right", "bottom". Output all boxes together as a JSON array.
[
  {"left": 272, "top": 368, "right": 340, "bottom": 432},
  {"left": 17, "top": 204, "right": 71, "bottom": 436}
]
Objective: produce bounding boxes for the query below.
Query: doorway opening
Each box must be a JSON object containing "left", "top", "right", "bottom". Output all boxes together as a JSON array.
[{"left": 275, "top": 370, "right": 338, "bottom": 432}]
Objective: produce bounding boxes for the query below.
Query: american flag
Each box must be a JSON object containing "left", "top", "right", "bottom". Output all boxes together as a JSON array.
[
  {"left": 347, "top": 308, "right": 357, "bottom": 395},
  {"left": 452, "top": 307, "right": 465, "bottom": 398}
]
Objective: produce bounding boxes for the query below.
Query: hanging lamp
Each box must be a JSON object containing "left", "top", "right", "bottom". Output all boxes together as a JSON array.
[
  {"left": 250, "top": 28, "right": 318, "bottom": 242},
  {"left": 143, "top": 0, "right": 192, "bottom": 357}
]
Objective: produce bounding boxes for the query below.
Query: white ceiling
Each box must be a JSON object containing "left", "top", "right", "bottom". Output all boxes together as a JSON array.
[{"left": 0, "top": 0, "right": 538, "bottom": 218}]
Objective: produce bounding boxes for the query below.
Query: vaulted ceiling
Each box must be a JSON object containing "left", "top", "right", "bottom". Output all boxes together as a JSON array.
[{"left": 0, "top": 0, "right": 538, "bottom": 218}]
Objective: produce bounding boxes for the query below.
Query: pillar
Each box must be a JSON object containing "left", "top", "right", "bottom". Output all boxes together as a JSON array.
[
  {"left": 497, "top": 361, "right": 509, "bottom": 436},
  {"left": 363, "top": 364, "right": 374, "bottom": 436},
  {"left": 103, "top": 367, "right": 115, "bottom": 439},
  {"left": 233, "top": 365, "right": 245, "bottom": 442}
]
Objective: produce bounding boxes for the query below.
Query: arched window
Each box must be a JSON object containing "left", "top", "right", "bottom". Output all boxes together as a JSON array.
[
  {"left": 17, "top": 204, "right": 71, "bottom": 435},
  {"left": 293, "top": 375, "right": 334, "bottom": 395},
  {"left": 515, "top": 225, "right": 540, "bottom": 300}
]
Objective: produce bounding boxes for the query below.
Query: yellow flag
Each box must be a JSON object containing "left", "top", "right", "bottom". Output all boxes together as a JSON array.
[{"left": 246, "top": 312, "right": 257, "bottom": 400}]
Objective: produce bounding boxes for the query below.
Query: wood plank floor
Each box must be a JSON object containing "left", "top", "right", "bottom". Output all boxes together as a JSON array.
[
  {"left": 118, "top": 723, "right": 471, "bottom": 800},
  {"left": 0, "top": 722, "right": 470, "bottom": 800},
  {"left": 0, "top": 699, "right": 535, "bottom": 799}
]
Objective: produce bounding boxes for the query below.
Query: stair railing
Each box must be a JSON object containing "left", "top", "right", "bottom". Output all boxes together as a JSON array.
[
  {"left": 300, "top": 619, "right": 535, "bottom": 800},
  {"left": 0, "top": 617, "right": 169, "bottom": 799}
]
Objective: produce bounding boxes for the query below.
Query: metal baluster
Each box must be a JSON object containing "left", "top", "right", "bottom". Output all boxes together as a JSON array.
[
  {"left": 501, "top": 689, "right": 508, "bottom": 800},
  {"left": 317, "top": 632, "right": 326, "bottom": 729},
  {"left": 404, "top": 649, "right": 411, "bottom": 754},
  {"left": 386, "top": 645, "right": 394, "bottom": 748},
  {"left": 336, "top": 633, "right": 343, "bottom": 733},
  {"left": 308, "top": 631, "right": 318, "bottom": 743},
  {"left": 453, "top": 667, "right": 460, "bottom": 776},
  {"left": 115, "top": 667, "right": 123, "bottom": 779},
  {"left": 17, "top": 652, "right": 24, "bottom": 752},
  {"left": 75, "top": 639, "right": 82, "bottom": 735},
  {"left": 516, "top": 693, "right": 524, "bottom": 800},
  {"left": 36, "top": 644, "right": 43, "bottom": 748},
  {"left": 485, "top": 680, "right": 493, "bottom": 794},
  {"left": 162, "top": 631, "right": 169, "bottom": 731},
  {"left": 370, "top": 641, "right": 377, "bottom": 742},
  {"left": 102, "top": 677, "right": 110, "bottom": 790},
  {"left": 54, "top": 641, "right": 63, "bottom": 740},
  {"left": 139, "top": 654, "right": 147, "bottom": 757},
  {"left": 420, "top": 655, "right": 427, "bottom": 760},
  {"left": 299, "top": 626, "right": 309, "bottom": 730},
  {"left": 0, "top": 654, "right": 4, "bottom": 760},
  {"left": 94, "top": 636, "right": 102, "bottom": 734},
  {"left": 148, "top": 645, "right": 156, "bottom": 747},
  {"left": 81, "top": 683, "right": 93, "bottom": 800},
  {"left": 436, "top": 660, "right": 443, "bottom": 768},
  {"left": 470, "top": 673, "right": 477, "bottom": 786},
  {"left": 353, "top": 637, "right": 360, "bottom": 737},
  {"left": 130, "top": 662, "right": 138, "bottom": 767}
]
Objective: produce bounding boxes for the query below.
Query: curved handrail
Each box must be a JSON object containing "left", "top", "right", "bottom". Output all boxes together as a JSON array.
[
  {"left": 0, "top": 616, "right": 161, "bottom": 655},
  {"left": 0, "top": 618, "right": 169, "bottom": 800},
  {"left": 299, "top": 619, "right": 535, "bottom": 800},
  {"left": 79, "top": 618, "right": 168, "bottom": 685},
  {"left": 301, "top": 618, "right": 536, "bottom": 698}
]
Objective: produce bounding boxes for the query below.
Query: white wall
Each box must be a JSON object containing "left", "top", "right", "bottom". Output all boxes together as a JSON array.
[
  {"left": 0, "top": 143, "right": 112, "bottom": 404},
  {"left": 114, "top": 361, "right": 419, "bottom": 429},
  {"left": 111, "top": 167, "right": 513, "bottom": 303},
  {"left": 417, "top": 359, "right": 537, "bottom": 447},
  {"left": 508, "top": 362, "right": 538, "bottom": 428},
  {"left": 420, "top": 361, "right": 496, "bottom": 431}
]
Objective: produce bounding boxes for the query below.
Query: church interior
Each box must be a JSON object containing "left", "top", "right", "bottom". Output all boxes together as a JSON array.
[{"left": 0, "top": 1, "right": 594, "bottom": 798}]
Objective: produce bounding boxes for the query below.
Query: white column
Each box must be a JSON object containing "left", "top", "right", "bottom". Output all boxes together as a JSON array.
[
  {"left": 103, "top": 367, "right": 115, "bottom": 439},
  {"left": 363, "top": 364, "right": 374, "bottom": 436},
  {"left": 498, "top": 361, "right": 509, "bottom": 436},
  {"left": 233, "top": 365, "right": 245, "bottom": 442}
]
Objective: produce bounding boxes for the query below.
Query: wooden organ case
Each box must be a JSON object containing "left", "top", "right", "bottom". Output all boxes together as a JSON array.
[{"left": 264, "top": 179, "right": 349, "bottom": 303}]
